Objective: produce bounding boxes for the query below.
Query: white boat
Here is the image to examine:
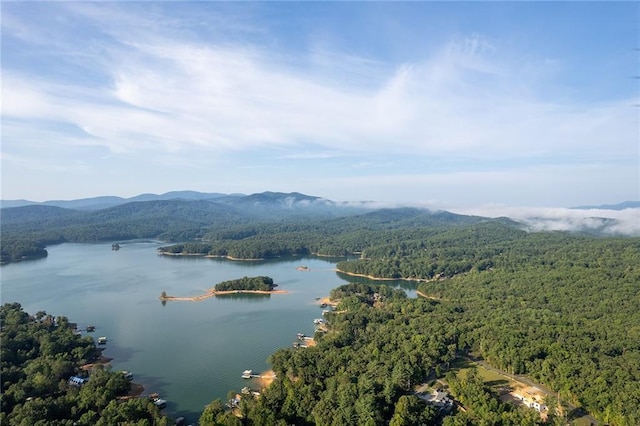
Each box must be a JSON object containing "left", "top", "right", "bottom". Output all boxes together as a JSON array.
[
  {"left": 241, "top": 369, "right": 252, "bottom": 379},
  {"left": 97, "top": 336, "right": 107, "bottom": 344},
  {"left": 153, "top": 398, "right": 167, "bottom": 409}
]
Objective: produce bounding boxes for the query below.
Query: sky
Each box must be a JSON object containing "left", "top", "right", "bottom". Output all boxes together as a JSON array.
[{"left": 1, "top": 1, "right": 639, "bottom": 209}]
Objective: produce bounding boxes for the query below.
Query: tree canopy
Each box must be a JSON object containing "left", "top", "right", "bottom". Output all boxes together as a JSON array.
[{"left": 0, "top": 303, "right": 171, "bottom": 425}]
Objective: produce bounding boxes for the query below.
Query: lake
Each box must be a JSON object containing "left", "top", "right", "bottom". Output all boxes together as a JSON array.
[{"left": 1, "top": 241, "right": 416, "bottom": 421}]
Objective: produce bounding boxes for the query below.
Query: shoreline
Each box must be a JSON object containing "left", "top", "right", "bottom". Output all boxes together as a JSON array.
[
  {"left": 255, "top": 369, "right": 277, "bottom": 389},
  {"left": 159, "top": 252, "right": 266, "bottom": 261},
  {"left": 81, "top": 350, "right": 146, "bottom": 399},
  {"left": 334, "top": 268, "right": 441, "bottom": 283},
  {"left": 160, "top": 251, "right": 352, "bottom": 261},
  {"left": 160, "top": 289, "right": 289, "bottom": 302},
  {"left": 317, "top": 296, "right": 339, "bottom": 307}
]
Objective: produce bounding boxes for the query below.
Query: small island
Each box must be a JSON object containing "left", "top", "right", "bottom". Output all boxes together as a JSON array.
[
  {"left": 159, "top": 276, "right": 287, "bottom": 302},
  {"left": 214, "top": 276, "right": 276, "bottom": 292}
]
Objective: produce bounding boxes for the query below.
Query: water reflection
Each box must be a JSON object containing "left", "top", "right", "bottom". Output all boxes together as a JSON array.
[
  {"left": 3, "top": 242, "right": 418, "bottom": 419},
  {"left": 335, "top": 271, "right": 418, "bottom": 293}
]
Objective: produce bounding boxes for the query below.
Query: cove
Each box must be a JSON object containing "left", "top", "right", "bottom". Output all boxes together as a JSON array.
[{"left": 1, "top": 241, "right": 416, "bottom": 421}]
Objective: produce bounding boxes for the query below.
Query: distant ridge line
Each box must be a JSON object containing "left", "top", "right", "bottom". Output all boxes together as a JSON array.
[{"left": 572, "top": 201, "right": 640, "bottom": 210}]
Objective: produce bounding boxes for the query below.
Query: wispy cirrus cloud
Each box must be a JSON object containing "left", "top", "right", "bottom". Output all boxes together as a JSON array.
[
  {"left": 3, "top": 4, "right": 634, "bottom": 162},
  {"left": 1, "top": 2, "right": 637, "bottom": 204}
]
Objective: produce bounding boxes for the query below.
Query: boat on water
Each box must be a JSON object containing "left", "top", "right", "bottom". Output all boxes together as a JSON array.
[
  {"left": 97, "top": 336, "right": 107, "bottom": 344},
  {"left": 241, "top": 369, "right": 253, "bottom": 379},
  {"left": 153, "top": 398, "right": 167, "bottom": 409},
  {"left": 86, "top": 325, "right": 96, "bottom": 332}
]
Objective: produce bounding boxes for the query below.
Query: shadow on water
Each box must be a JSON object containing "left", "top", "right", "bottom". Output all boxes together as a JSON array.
[
  {"left": 334, "top": 271, "right": 418, "bottom": 292},
  {"left": 171, "top": 409, "right": 201, "bottom": 426},
  {"left": 1, "top": 256, "right": 49, "bottom": 268},
  {"left": 103, "top": 343, "right": 139, "bottom": 364},
  {"left": 215, "top": 293, "right": 271, "bottom": 302},
  {"left": 130, "top": 373, "right": 171, "bottom": 398},
  {"left": 127, "top": 373, "right": 195, "bottom": 419}
]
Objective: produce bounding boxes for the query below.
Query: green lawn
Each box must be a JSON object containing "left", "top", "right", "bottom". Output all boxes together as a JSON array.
[{"left": 451, "top": 359, "right": 511, "bottom": 390}]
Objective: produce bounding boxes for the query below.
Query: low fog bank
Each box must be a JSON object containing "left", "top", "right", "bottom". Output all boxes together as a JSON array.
[{"left": 450, "top": 205, "right": 640, "bottom": 236}]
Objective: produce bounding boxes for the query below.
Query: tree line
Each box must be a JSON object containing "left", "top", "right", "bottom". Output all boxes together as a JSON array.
[
  {"left": 214, "top": 276, "right": 276, "bottom": 292},
  {"left": 0, "top": 303, "right": 171, "bottom": 425},
  {"left": 196, "top": 232, "right": 640, "bottom": 425}
]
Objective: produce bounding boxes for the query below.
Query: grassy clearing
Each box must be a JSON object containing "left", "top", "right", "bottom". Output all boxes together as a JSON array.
[{"left": 451, "top": 359, "right": 511, "bottom": 390}]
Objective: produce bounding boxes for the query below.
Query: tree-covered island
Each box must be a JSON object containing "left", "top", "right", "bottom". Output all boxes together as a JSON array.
[
  {"left": 3, "top": 196, "right": 639, "bottom": 424},
  {"left": 214, "top": 276, "right": 276, "bottom": 292},
  {"left": 159, "top": 276, "right": 285, "bottom": 302}
]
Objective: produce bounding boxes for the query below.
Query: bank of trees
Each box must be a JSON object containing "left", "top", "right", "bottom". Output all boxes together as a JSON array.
[
  {"left": 0, "top": 303, "right": 170, "bottom": 425},
  {"left": 198, "top": 232, "right": 639, "bottom": 425},
  {"left": 199, "top": 283, "right": 547, "bottom": 425},
  {"left": 415, "top": 236, "right": 640, "bottom": 424},
  {"left": 0, "top": 238, "right": 49, "bottom": 264},
  {"left": 4, "top": 200, "right": 639, "bottom": 424},
  {"left": 214, "top": 276, "right": 276, "bottom": 292}
]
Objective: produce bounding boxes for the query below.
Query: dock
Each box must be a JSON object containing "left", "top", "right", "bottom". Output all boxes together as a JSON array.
[
  {"left": 241, "top": 370, "right": 261, "bottom": 379},
  {"left": 241, "top": 370, "right": 277, "bottom": 379}
]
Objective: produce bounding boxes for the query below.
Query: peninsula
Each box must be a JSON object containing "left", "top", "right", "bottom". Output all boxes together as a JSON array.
[{"left": 159, "top": 276, "right": 288, "bottom": 302}]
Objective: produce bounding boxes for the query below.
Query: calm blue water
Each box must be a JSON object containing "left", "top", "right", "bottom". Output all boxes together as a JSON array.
[{"left": 1, "top": 241, "right": 415, "bottom": 421}]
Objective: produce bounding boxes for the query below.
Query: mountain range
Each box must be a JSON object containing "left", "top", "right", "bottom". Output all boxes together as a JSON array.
[
  {"left": 3, "top": 191, "right": 638, "bottom": 211},
  {"left": 2, "top": 192, "right": 638, "bottom": 236},
  {"left": 0, "top": 190, "right": 233, "bottom": 210}
]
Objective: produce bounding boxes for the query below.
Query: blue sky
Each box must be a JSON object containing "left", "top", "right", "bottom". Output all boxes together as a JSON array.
[{"left": 1, "top": 1, "right": 638, "bottom": 208}]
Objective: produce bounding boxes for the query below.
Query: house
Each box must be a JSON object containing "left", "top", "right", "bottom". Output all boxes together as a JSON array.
[
  {"left": 68, "top": 376, "right": 88, "bottom": 386},
  {"left": 425, "top": 390, "right": 451, "bottom": 408},
  {"left": 512, "top": 393, "right": 546, "bottom": 412}
]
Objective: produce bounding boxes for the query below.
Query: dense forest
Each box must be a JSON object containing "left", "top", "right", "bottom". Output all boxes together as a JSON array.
[
  {"left": 197, "top": 234, "right": 639, "bottom": 425},
  {"left": 416, "top": 235, "right": 640, "bottom": 424},
  {"left": 214, "top": 276, "right": 276, "bottom": 292},
  {"left": 0, "top": 192, "right": 366, "bottom": 263},
  {"left": 156, "top": 208, "right": 498, "bottom": 261},
  {"left": 3, "top": 193, "right": 639, "bottom": 424},
  {"left": 0, "top": 303, "right": 171, "bottom": 425},
  {"left": 199, "top": 283, "right": 545, "bottom": 426}
]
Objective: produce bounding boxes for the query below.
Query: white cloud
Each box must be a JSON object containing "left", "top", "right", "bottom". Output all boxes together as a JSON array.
[
  {"left": 2, "top": 10, "right": 635, "bottom": 162},
  {"left": 452, "top": 205, "right": 640, "bottom": 236},
  {"left": 1, "top": 3, "right": 637, "bottom": 204}
]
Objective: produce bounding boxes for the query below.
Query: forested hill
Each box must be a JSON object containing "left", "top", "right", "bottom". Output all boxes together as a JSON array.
[
  {"left": 217, "top": 235, "right": 640, "bottom": 426},
  {"left": 1, "top": 193, "right": 480, "bottom": 263},
  {"left": 0, "top": 192, "right": 365, "bottom": 263},
  {"left": 1, "top": 191, "right": 635, "bottom": 265},
  {"left": 0, "top": 190, "right": 231, "bottom": 210}
]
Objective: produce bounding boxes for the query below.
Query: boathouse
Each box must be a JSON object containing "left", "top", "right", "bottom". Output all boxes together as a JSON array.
[{"left": 68, "top": 376, "right": 87, "bottom": 386}]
